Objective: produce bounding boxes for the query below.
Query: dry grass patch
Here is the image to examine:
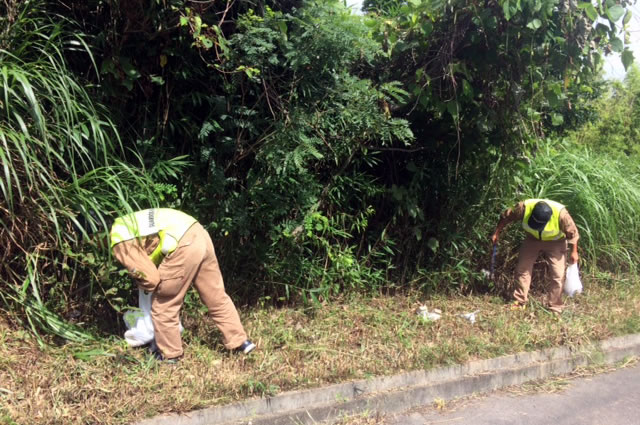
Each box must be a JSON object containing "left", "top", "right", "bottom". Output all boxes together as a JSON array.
[
  {"left": 2, "top": 273, "right": 640, "bottom": 425},
  {"left": 331, "top": 410, "right": 387, "bottom": 425}
]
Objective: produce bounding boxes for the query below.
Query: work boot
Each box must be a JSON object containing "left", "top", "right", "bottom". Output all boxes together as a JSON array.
[
  {"left": 153, "top": 351, "right": 181, "bottom": 364},
  {"left": 149, "top": 343, "right": 181, "bottom": 364},
  {"left": 234, "top": 340, "right": 256, "bottom": 354}
]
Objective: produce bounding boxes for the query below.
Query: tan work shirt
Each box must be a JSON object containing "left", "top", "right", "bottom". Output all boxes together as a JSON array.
[
  {"left": 112, "top": 235, "right": 162, "bottom": 292},
  {"left": 500, "top": 201, "right": 580, "bottom": 245}
]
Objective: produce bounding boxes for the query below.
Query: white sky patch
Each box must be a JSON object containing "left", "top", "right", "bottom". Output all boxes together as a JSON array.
[
  {"left": 345, "top": 0, "right": 364, "bottom": 14},
  {"left": 603, "top": 3, "right": 640, "bottom": 80}
]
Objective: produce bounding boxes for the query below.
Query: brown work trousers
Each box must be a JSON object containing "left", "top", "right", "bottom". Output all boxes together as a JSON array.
[
  {"left": 152, "top": 223, "right": 247, "bottom": 358},
  {"left": 514, "top": 236, "right": 567, "bottom": 313}
]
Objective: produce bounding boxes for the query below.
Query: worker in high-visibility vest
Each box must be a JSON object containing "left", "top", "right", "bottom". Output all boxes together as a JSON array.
[
  {"left": 109, "top": 208, "right": 255, "bottom": 361},
  {"left": 491, "top": 199, "right": 580, "bottom": 313}
]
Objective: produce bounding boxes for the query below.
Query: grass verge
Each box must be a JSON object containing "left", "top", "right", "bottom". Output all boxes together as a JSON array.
[{"left": 2, "top": 271, "right": 640, "bottom": 425}]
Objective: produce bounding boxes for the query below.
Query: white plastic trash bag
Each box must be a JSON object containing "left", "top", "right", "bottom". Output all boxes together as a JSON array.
[
  {"left": 416, "top": 305, "right": 441, "bottom": 321},
  {"left": 123, "top": 288, "right": 155, "bottom": 347},
  {"left": 564, "top": 263, "right": 583, "bottom": 297},
  {"left": 123, "top": 288, "right": 184, "bottom": 347}
]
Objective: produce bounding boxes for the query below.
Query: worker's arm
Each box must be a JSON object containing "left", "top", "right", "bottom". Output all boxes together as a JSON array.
[
  {"left": 568, "top": 242, "right": 579, "bottom": 264},
  {"left": 491, "top": 202, "right": 525, "bottom": 244},
  {"left": 560, "top": 209, "right": 580, "bottom": 264},
  {"left": 112, "top": 239, "right": 160, "bottom": 292}
]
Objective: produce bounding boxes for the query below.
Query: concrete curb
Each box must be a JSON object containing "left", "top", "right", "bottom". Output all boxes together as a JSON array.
[{"left": 136, "top": 333, "right": 640, "bottom": 425}]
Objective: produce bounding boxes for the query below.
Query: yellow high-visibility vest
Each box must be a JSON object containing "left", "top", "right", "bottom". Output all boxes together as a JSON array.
[
  {"left": 522, "top": 199, "right": 565, "bottom": 241},
  {"left": 110, "top": 208, "right": 197, "bottom": 265}
]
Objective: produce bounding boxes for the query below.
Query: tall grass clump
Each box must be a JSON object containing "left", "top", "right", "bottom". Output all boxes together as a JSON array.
[
  {"left": 0, "top": 2, "right": 172, "bottom": 343},
  {"left": 520, "top": 143, "right": 640, "bottom": 272}
]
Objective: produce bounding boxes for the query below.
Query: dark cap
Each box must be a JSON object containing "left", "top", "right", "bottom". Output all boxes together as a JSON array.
[{"left": 528, "top": 201, "right": 552, "bottom": 231}]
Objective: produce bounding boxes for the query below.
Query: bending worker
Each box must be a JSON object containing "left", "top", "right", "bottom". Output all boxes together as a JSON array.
[
  {"left": 491, "top": 199, "right": 579, "bottom": 313},
  {"left": 110, "top": 208, "right": 255, "bottom": 361}
]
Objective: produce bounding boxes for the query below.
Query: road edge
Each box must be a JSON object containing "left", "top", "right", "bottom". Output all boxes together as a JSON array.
[{"left": 136, "top": 333, "right": 640, "bottom": 425}]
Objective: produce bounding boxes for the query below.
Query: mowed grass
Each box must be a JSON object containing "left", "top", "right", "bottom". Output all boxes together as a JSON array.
[{"left": 2, "top": 272, "right": 640, "bottom": 425}]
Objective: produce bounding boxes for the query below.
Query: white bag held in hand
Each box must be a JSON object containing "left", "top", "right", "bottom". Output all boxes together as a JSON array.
[
  {"left": 123, "top": 288, "right": 184, "bottom": 347},
  {"left": 564, "top": 263, "right": 583, "bottom": 297},
  {"left": 123, "top": 288, "right": 155, "bottom": 347}
]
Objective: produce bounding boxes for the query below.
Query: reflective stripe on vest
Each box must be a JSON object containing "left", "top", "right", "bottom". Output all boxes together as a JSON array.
[
  {"left": 522, "top": 199, "right": 565, "bottom": 241},
  {"left": 110, "top": 209, "right": 197, "bottom": 265}
]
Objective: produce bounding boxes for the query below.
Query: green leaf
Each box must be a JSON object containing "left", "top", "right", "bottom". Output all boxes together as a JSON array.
[
  {"left": 150, "top": 75, "right": 165, "bottom": 85},
  {"left": 364, "top": 19, "right": 378, "bottom": 28},
  {"left": 551, "top": 113, "right": 564, "bottom": 126},
  {"left": 623, "top": 10, "right": 632, "bottom": 25},
  {"left": 606, "top": 5, "right": 625, "bottom": 22},
  {"left": 446, "top": 101, "right": 459, "bottom": 118},
  {"left": 503, "top": 0, "right": 512, "bottom": 21},
  {"left": 199, "top": 35, "right": 213, "bottom": 49},
  {"left": 278, "top": 21, "right": 288, "bottom": 41},
  {"left": 621, "top": 49, "right": 635, "bottom": 70},
  {"left": 462, "top": 79, "right": 473, "bottom": 98},
  {"left": 427, "top": 237, "right": 439, "bottom": 253},
  {"left": 119, "top": 58, "right": 140, "bottom": 79},
  {"left": 526, "top": 19, "right": 542, "bottom": 30},
  {"left": 610, "top": 37, "right": 623, "bottom": 53},
  {"left": 533, "top": 0, "right": 543, "bottom": 12},
  {"left": 421, "top": 21, "right": 433, "bottom": 36},
  {"left": 579, "top": 3, "right": 599, "bottom": 21},
  {"left": 73, "top": 349, "right": 116, "bottom": 361}
]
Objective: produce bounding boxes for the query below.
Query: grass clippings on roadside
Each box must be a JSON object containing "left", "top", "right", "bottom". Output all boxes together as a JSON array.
[
  {"left": 503, "top": 355, "right": 639, "bottom": 396},
  {"left": 2, "top": 272, "right": 640, "bottom": 425},
  {"left": 332, "top": 410, "right": 387, "bottom": 425}
]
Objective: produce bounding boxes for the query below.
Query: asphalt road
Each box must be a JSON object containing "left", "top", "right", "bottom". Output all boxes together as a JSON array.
[{"left": 386, "top": 363, "right": 640, "bottom": 425}]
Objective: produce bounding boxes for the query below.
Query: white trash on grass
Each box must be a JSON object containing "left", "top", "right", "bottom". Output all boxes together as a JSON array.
[
  {"left": 416, "top": 305, "right": 442, "bottom": 321},
  {"left": 459, "top": 311, "right": 479, "bottom": 324}
]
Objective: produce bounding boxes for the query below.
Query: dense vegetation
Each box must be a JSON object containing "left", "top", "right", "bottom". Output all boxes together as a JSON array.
[{"left": 1, "top": 0, "right": 639, "bottom": 342}]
